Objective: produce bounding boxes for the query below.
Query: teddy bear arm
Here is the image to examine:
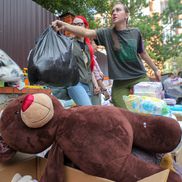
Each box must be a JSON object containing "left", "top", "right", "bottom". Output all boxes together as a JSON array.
[
  {"left": 128, "top": 114, "right": 182, "bottom": 153},
  {"left": 40, "top": 143, "right": 64, "bottom": 182}
]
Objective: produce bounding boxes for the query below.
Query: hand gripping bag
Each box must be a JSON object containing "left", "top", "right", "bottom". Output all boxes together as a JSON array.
[{"left": 28, "top": 27, "right": 79, "bottom": 86}]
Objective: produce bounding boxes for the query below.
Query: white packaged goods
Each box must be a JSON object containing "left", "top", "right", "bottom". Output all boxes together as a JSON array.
[
  {"left": 163, "top": 98, "right": 176, "bottom": 106},
  {"left": 0, "top": 49, "right": 24, "bottom": 82},
  {"left": 134, "top": 82, "right": 163, "bottom": 99}
]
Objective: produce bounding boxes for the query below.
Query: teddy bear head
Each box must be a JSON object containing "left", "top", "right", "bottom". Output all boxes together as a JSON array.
[{"left": 0, "top": 93, "right": 64, "bottom": 154}]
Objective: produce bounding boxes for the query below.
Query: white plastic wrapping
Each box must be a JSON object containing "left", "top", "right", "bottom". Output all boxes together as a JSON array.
[
  {"left": 0, "top": 49, "right": 24, "bottom": 82},
  {"left": 134, "top": 82, "right": 163, "bottom": 99}
]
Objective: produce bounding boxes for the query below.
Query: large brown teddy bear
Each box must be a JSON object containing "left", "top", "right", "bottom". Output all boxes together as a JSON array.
[{"left": 0, "top": 93, "right": 182, "bottom": 182}]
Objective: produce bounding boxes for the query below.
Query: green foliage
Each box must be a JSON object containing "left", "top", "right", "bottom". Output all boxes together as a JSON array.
[
  {"left": 159, "top": 0, "right": 182, "bottom": 61},
  {"left": 33, "top": 0, "right": 110, "bottom": 23},
  {"left": 127, "top": 0, "right": 181, "bottom": 62},
  {"left": 162, "top": 34, "right": 182, "bottom": 60},
  {"left": 163, "top": 53, "right": 182, "bottom": 74},
  {"left": 33, "top": 0, "right": 60, "bottom": 12}
]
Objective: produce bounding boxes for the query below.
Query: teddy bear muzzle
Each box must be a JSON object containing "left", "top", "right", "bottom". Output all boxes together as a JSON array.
[{"left": 20, "top": 93, "right": 54, "bottom": 128}]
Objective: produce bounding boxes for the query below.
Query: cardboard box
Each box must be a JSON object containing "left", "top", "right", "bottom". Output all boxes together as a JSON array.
[
  {"left": 0, "top": 152, "right": 113, "bottom": 182},
  {"left": 0, "top": 153, "right": 45, "bottom": 181},
  {"left": 64, "top": 166, "right": 113, "bottom": 182},
  {"left": 0, "top": 152, "right": 171, "bottom": 182},
  {"left": 137, "top": 169, "right": 169, "bottom": 182}
]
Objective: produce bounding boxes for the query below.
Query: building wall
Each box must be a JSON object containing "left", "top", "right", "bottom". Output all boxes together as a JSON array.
[{"left": 0, "top": 0, "right": 56, "bottom": 68}]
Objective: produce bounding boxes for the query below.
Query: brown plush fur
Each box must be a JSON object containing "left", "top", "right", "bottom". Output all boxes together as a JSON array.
[
  {"left": 0, "top": 94, "right": 182, "bottom": 182},
  {"left": 0, "top": 136, "right": 16, "bottom": 162}
]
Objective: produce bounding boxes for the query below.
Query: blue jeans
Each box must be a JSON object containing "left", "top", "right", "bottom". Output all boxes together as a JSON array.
[{"left": 67, "top": 82, "right": 92, "bottom": 106}]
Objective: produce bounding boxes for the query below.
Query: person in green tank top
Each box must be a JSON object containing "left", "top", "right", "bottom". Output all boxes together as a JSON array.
[{"left": 51, "top": 1, "right": 161, "bottom": 109}]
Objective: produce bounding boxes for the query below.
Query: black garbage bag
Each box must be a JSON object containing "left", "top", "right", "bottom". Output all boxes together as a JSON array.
[{"left": 28, "top": 26, "right": 79, "bottom": 87}]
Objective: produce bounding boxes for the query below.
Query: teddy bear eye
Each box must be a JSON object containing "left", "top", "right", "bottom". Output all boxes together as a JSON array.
[{"left": 15, "top": 111, "right": 19, "bottom": 115}]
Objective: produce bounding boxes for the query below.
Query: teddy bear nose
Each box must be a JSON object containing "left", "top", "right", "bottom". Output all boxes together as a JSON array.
[{"left": 22, "top": 94, "right": 34, "bottom": 112}]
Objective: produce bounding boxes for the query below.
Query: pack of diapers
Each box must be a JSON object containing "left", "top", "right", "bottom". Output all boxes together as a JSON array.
[
  {"left": 133, "top": 82, "right": 163, "bottom": 99},
  {"left": 123, "top": 95, "right": 171, "bottom": 117}
]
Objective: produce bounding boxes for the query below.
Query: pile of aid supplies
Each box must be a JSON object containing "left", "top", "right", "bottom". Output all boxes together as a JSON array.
[{"left": 123, "top": 81, "right": 182, "bottom": 122}]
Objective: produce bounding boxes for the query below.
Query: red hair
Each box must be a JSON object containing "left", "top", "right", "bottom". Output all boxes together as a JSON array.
[{"left": 74, "top": 16, "right": 94, "bottom": 71}]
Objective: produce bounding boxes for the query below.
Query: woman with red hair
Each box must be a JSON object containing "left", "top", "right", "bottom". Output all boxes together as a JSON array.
[{"left": 66, "top": 15, "right": 96, "bottom": 106}]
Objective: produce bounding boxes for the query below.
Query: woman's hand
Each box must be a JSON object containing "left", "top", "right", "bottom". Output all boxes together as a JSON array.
[
  {"left": 154, "top": 70, "right": 161, "bottom": 82},
  {"left": 99, "top": 71, "right": 104, "bottom": 80},
  {"left": 93, "top": 86, "right": 101, "bottom": 95},
  {"left": 51, "top": 20, "right": 65, "bottom": 32},
  {"left": 52, "top": 19, "right": 97, "bottom": 39}
]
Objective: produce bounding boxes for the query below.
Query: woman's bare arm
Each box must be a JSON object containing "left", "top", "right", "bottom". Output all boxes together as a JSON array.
[
  {"left": 139, "top": 51, "right": 161, "bottom": 81},
  {"left": 52, "top": 20, "right": 97, "bottom": 39}
]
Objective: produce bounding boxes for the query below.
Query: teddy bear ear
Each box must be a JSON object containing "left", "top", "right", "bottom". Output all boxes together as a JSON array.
[{"left": 20, "top": 93, "right": 54, "bottom": 128}]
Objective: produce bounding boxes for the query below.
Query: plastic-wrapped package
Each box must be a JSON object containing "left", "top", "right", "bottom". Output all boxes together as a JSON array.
[
  {"left": 123, "top": 95, "right": 171, "bottom": 117},
  {"left": 0, "top": 49, "right": 24, "bottom": 83},
  {"left": 133, "top": 82, "right": 163, "bottom": 99},
  {"left": 169, "top": 105, "right": 182, "bottom": 121},
  {"left": 166, "top": 86, "right": 182, "bottom": 99},
  {"left": 169, "top": 105, "right": 182, "bottom": 112},
  {"left": 59, "top": 99, "right": 76, "bottom": 109},
  {"left": 163, "top": 98, "right": 176, "bottom": 106}
]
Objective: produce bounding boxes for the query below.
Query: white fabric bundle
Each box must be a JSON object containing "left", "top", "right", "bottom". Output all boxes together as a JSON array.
[
  {"left": 11, "top": 173, "right": 38, "bottom": 182},
  {"left": 0, "top": 49, "right": 24, "bottom": 82}
]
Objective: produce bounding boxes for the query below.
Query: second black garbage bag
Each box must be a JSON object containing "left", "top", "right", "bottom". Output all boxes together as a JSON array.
[{"left": 28, "top": 26, "right": 79, "bottom": 87}]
